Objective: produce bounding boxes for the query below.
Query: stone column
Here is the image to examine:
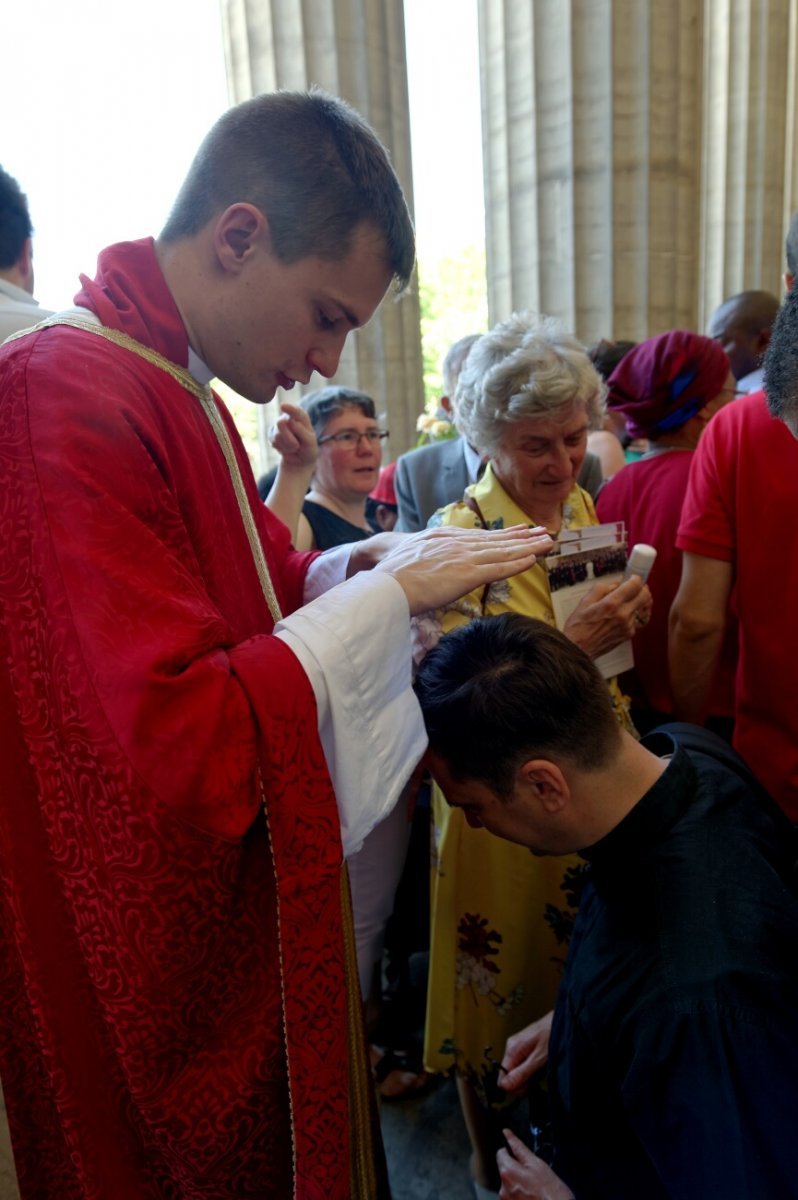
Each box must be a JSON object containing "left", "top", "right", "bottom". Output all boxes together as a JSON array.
[
  {"left": 479, "top": 0, "right": 798, "bottom": 344},
  {"left": 221, "top": 0, "right": 424, "bottom": 460},
  {"left": 698, "top": 0, "right": 796, "bottom": 324}
]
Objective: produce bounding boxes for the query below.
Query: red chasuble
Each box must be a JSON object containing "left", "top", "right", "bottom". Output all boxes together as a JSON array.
[{"left": 0, "top": 240, "right": 358, "bottom": 1198}]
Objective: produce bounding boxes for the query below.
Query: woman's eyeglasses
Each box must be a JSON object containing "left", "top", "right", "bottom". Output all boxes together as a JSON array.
[{"left": 318, "top": 429, "right": 390, "bottom": 448}]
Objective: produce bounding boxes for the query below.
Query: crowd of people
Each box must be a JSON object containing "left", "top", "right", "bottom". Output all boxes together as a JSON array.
[{"left": 1, "top": 86, "right": 798, "bottom": 1200}]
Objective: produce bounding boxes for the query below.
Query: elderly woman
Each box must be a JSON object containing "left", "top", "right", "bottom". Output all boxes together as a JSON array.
[{"left": 423, "top": 312, "right": 651, "bottom": 1196}]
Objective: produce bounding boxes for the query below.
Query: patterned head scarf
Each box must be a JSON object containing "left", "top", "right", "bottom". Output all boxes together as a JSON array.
[{"left": 607, "top": 331, "right": 730, "bottom": 438}]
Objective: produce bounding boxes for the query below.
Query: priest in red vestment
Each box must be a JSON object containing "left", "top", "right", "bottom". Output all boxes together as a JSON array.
[{"left": 0, "top": 91, "right": 549, "bottom": 1199}]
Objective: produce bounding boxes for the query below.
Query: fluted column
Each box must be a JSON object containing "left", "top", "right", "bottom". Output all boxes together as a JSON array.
[
  {"left": 221, "top": 0, "right": 424, "bottom": 460},
  {"left": 699, "top": 0, "right": 796, "bottom": 324},
  {"left": 479, "top": 0, "right": 798, "bottom": 344}
]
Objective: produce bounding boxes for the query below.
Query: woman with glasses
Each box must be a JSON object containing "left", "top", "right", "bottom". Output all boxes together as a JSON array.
[
  {"left": 269, "top": 385, "right": 389, "bottom": 551},
  {"left": 267, "top": 383, "right": 412, "bottom": 1057}
]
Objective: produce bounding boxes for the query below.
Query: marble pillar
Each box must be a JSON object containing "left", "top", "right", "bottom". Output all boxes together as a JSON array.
[{"left": 479, "top": 0, "right": 798, "bottom": 343}]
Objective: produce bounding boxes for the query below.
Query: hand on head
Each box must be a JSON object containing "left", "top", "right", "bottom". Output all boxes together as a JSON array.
[{"left": 374, "top": 525, "right": 554, "bottom": 616}]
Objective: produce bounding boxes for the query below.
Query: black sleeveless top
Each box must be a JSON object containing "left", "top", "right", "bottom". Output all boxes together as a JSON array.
[{"left": 302, "top": 499, "right": 373, "bottom": 551}]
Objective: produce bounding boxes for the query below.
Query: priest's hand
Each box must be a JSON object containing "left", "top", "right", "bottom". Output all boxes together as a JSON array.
[
  {"left": 373, "top": 525, "right": 553, "bottom": 617},
  {"left": 345, "top": 531, "right": 405, "bottom": 575},
  {"left": 499, "top": 1011, "right": 553, "bottom": 1096},
  {"left": 497, "top": 1130, "right": 574, "bottom": 1200}
]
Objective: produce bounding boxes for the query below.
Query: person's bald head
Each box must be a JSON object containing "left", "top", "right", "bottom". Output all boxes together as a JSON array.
[{"left": 707, "top": 289, "right": 781, "bottom": 383}]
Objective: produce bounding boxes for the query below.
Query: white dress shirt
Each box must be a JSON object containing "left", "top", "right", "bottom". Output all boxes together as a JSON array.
[{"left": 737, "top": 366, "right": 765, "bottom": 394}]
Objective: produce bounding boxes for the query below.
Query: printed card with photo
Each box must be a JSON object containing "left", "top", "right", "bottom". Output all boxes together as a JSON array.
[{"left": 545, "top": 522, "right": 632, "bottom": 678}]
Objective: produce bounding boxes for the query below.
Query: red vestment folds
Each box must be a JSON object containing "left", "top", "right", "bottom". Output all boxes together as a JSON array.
[{"left": 0, "top": 240, "right": 355, "bottom": 1197}]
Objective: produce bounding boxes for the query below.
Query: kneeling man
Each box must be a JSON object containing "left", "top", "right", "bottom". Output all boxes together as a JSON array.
[{"left": 415, "top": 613, "right": 798, "bottom": 1200}]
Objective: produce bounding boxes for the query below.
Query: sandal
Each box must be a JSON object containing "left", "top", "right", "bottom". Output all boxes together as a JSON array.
[{"left": 370, "top": 1046, "right": 431, "bottom": 1100}]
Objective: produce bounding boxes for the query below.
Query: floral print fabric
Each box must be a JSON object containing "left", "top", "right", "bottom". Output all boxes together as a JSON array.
[{"left": 424, "top": 464, "right": 628, "bottom": 1107}]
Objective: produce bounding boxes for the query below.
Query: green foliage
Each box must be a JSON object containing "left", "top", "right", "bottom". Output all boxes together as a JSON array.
[{"left": 418, "top": 243, "right": 488, "bottom": 408}]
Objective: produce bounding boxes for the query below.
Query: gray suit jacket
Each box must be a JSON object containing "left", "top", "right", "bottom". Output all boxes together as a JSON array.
[
  {"left": 395, "top": 437, "right": 469, "bottom": 532},
  {"left": 394, "top": 436, "right": 603, "bottom": 532}
]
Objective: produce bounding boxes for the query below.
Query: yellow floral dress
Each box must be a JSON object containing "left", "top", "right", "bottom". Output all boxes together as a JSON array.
[{"left": 424, "top": 464, "right": 632, "bottom": 1107}]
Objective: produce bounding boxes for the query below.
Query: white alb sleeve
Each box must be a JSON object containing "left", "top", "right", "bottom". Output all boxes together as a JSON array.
[
  {"left": 302, "top": 544, "right": 351, "bottom": 601},
  {"left": 274, "top": 570, "right": 427, "bottom": 857}
]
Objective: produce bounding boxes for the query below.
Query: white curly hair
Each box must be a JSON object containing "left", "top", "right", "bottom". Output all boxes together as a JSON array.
[{"left": 453, "top": 312, "right": 607, "bottom": 456}]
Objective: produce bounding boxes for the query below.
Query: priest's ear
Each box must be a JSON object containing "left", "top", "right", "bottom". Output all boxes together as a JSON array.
[{"left": 212, "top": 204, "right": 272, "bottom": 273}]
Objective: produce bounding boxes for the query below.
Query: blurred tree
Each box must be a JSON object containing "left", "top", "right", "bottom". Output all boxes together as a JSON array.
[{"left": 418, "top": 244, "right": 488, "bottom": 406}]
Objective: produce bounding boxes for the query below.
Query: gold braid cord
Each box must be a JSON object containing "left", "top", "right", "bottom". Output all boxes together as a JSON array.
[{"left": 340, "top": 865, "right": 383, "bottom": 1200}]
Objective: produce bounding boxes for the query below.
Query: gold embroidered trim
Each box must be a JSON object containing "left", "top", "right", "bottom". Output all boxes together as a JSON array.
[
  {"left": 257, "top": 764, "right": 298, "bottom": 1199},
  {"left": 340, "top": 864, "right": 380, "bottom": 1199},
  {"left": 31, "top": 315, "right": 283, "bottom": 625}
]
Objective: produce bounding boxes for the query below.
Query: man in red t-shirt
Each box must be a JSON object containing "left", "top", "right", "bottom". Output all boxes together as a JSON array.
[{"left": 671, "top": 382, "right": 798, "bottom": 819}]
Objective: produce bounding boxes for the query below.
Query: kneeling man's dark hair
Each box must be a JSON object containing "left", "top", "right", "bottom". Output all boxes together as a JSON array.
[{"left": 414, "top": 614, "right": 621, "bottom": 796}]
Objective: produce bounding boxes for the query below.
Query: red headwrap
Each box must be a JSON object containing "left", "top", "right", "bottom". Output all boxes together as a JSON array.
[{"left": 607, "top": 331, "right": 730, "bottom": 438}]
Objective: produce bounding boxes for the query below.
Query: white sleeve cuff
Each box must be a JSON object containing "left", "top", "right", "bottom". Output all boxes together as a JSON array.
[{"left": 275, "top": 570, "right": 427, "bottom": 856}]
